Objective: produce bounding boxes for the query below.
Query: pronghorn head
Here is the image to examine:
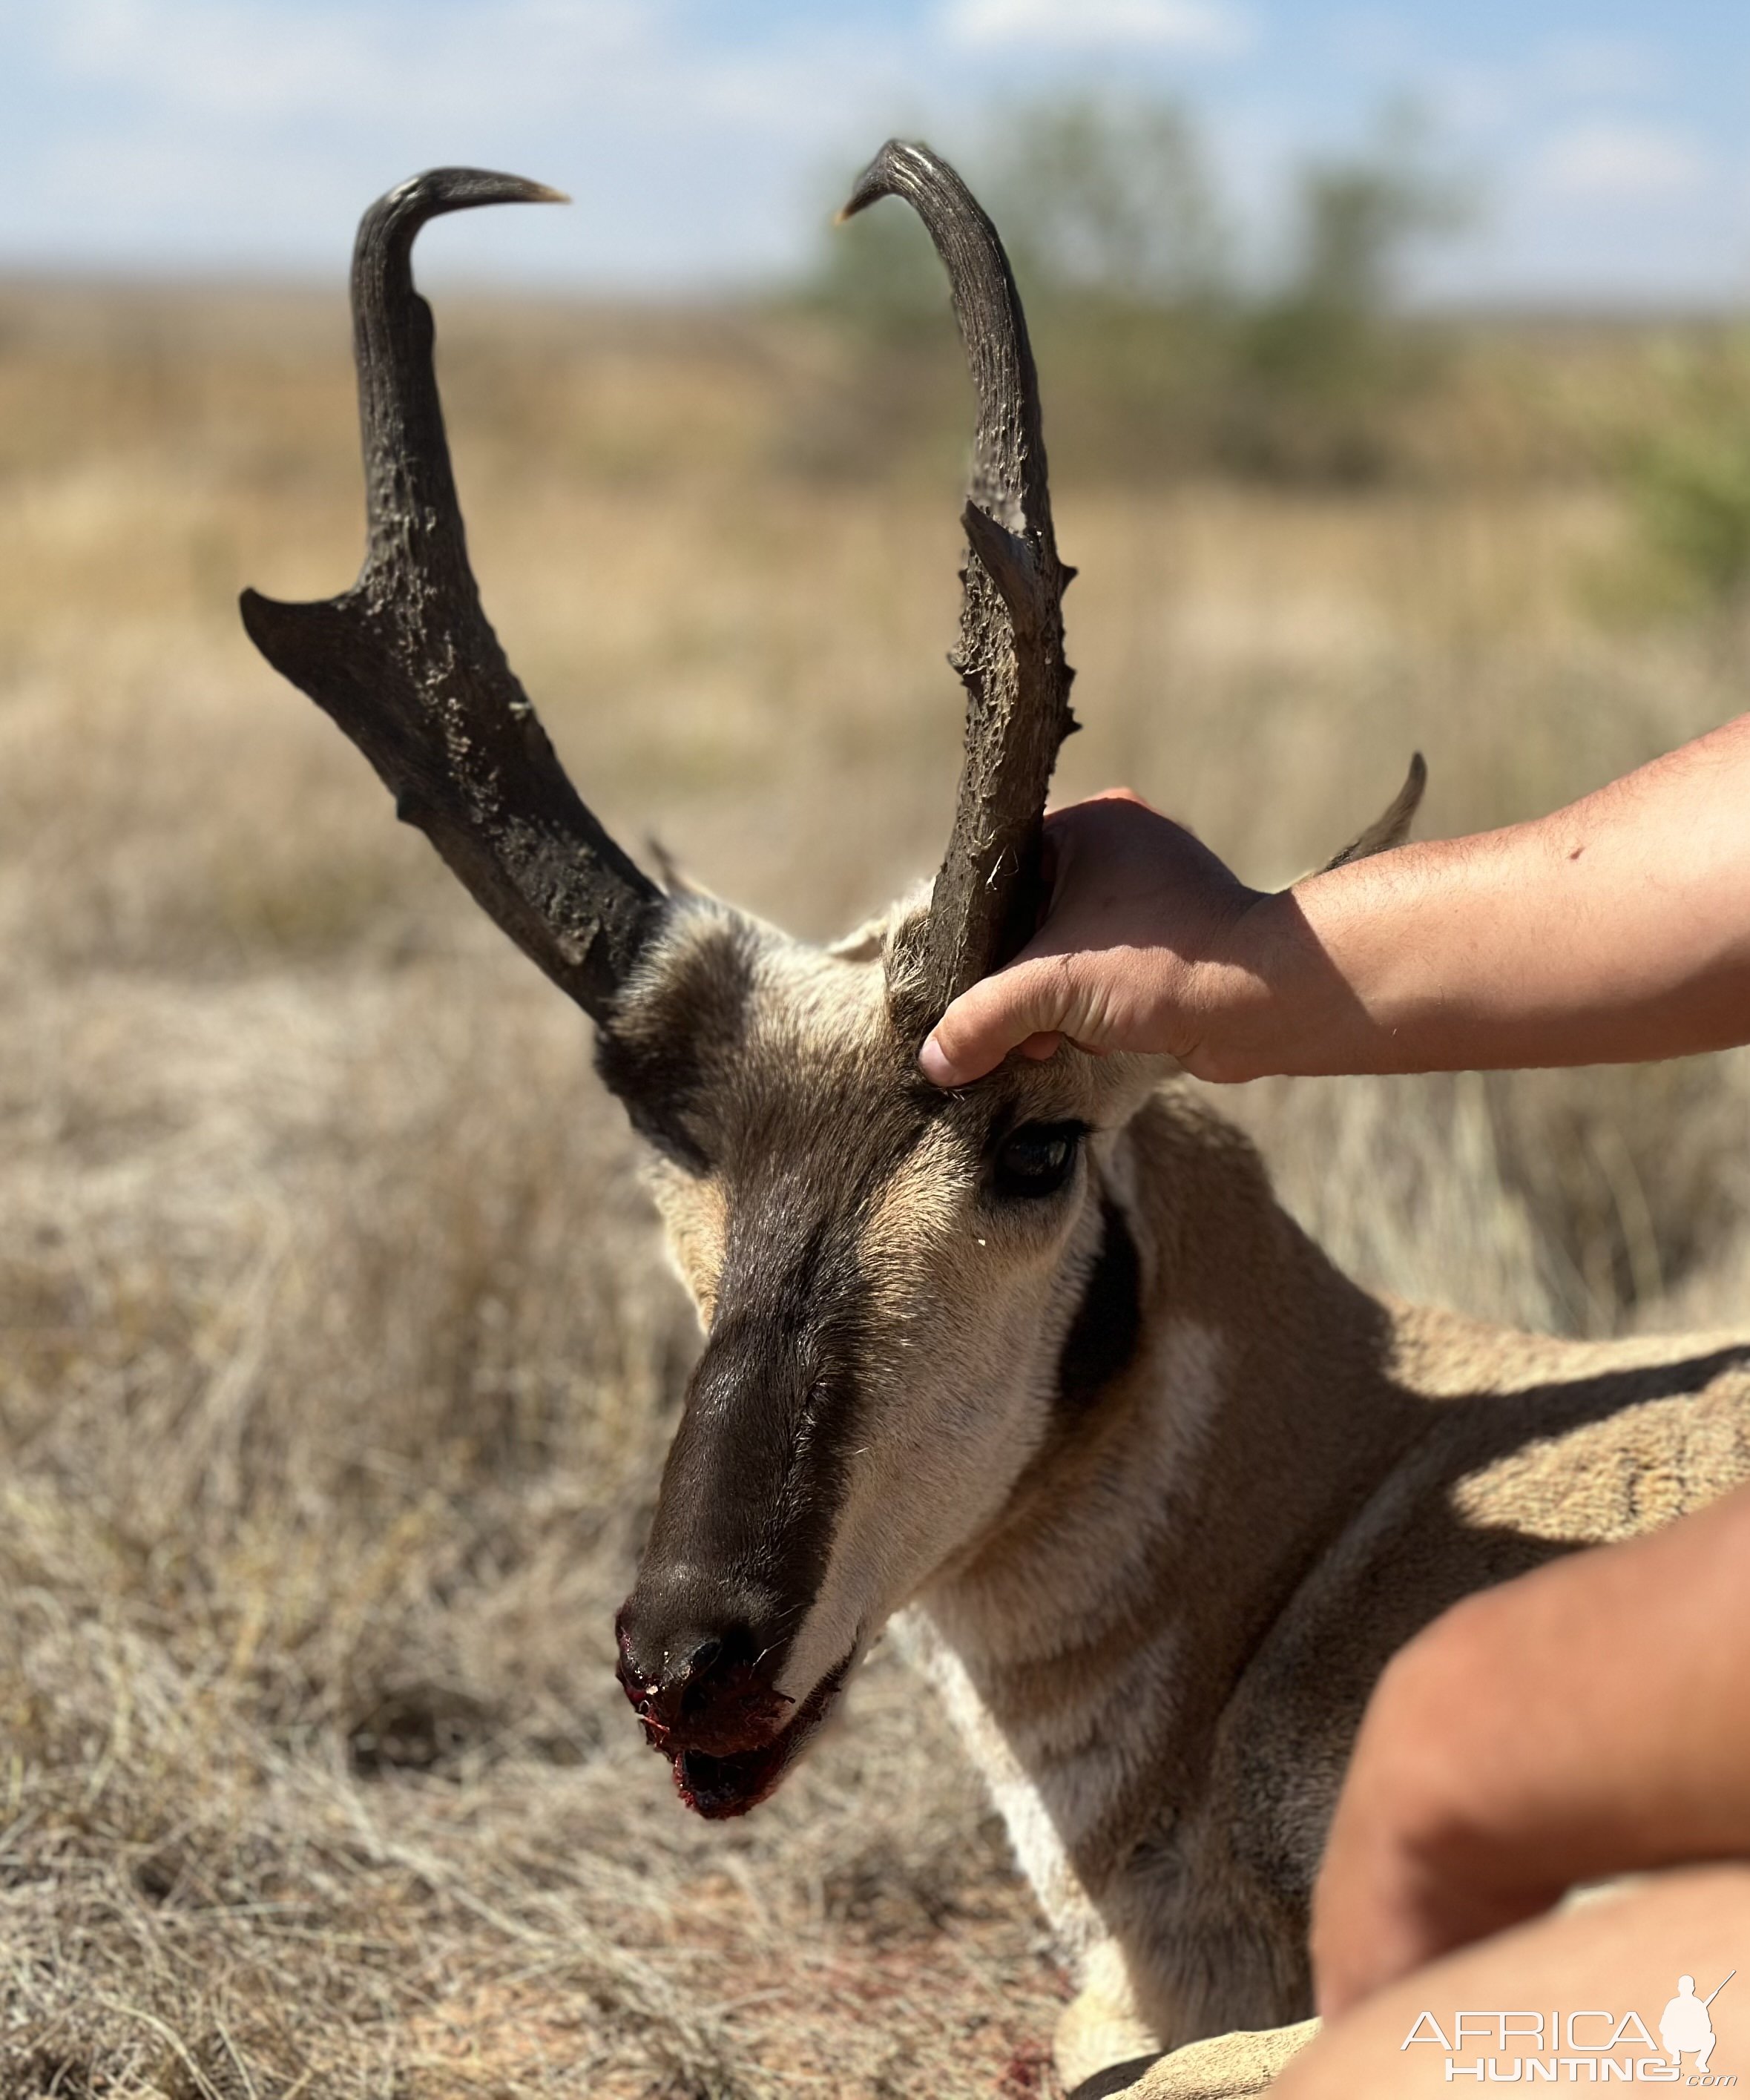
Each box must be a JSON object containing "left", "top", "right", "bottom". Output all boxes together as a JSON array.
[
  {"left": 243, "top": 148, "right": 1421, "bottom": 1819},
  {"left": 592, "top": 889, "right": 1165, "bottom": 1813}
]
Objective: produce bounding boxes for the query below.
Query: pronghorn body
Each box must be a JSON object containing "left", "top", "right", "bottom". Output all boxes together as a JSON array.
[
  {"left": 611, "top": 898, "right": 1750, "bottom": 2095},
  {"left": 243, "top": 152, "right": 1750, "bottom": 2100}
]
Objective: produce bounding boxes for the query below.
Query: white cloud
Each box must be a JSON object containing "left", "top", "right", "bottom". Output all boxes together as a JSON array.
[
  {"left": 38, "top": 0, "right": 878, "bottom": 145},
  {"left": 1, "top": 0, "right": 909, "bottom": 285},
  {"left": 1536, "top": 122, "right": 1706, "bottom": 203},
  {"left": 45, "top": 0, "right": 668, "bottom": 126},
  {"left": 939, "top": 0, "right": 1249, "bottom": 58},
  {"left": 3, "top": 0, "right": 1746, "bottom": 303}
]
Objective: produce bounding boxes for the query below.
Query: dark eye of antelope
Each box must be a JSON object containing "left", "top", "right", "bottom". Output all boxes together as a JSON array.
[{"left": 991, "top": 1122, "right": 1086, "bottom": 1202}]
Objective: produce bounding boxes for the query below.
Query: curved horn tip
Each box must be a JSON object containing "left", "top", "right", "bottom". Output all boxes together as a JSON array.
[
  {"left": 380, "top": 167, "right": 570, "bottom": 224},
  {"left": 837, "top": 137, "right": 940, "bottom": 223}
]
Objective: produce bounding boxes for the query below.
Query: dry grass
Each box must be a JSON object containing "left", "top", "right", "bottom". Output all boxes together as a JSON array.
[{"left": 1, "top": 280, "right": 1747, "bottom": 2098}]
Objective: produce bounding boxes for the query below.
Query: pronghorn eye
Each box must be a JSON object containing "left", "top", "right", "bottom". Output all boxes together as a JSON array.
[{"left": 991, "top": 1122, "right": 1085, "bottom": 1202}]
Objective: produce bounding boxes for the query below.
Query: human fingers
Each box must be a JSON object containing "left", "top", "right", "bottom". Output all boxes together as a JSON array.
[
  {"left": 918, "top": 956, "right": 1083, "bottom": 1087},
  {"left": 1310, "top": 1607, "right": 1552, "bottom": 2018},
  {"left": 1311, "top": 1783, "right": 1451, "bottom": 2018},
  {"left": 1043, "top": 784, "right": 1157, "bottom": 822},
  {"left": 1315, "top": 1786, "right": 1550, "bottom": 2023}
]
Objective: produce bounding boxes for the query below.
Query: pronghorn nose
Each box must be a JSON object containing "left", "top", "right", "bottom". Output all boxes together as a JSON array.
[
  {"left": 614, "top": 1607, "right": 766, "bottom": 1734},
  {"left": 681, "top": 1633, "right": 722, "bottom": 1681}
]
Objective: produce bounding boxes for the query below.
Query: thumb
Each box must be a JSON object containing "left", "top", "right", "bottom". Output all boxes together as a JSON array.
[{"left": 919, "top": 955, "right": 1077, "bottom": 1087}]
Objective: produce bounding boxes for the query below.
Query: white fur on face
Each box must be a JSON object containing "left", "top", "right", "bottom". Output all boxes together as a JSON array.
[
  {"left": 631, "top": 908, "right": 1171, "bottom": 1717},
  {"left": 894, "top": 1609, "right": 1105, "bottom": 1958},
  {"left": 775, "top": 1119, "right": 1102, "bottom": 1699},
  {"left": 905, "top": 1319, "right": 1228, "bottom": 1939}
]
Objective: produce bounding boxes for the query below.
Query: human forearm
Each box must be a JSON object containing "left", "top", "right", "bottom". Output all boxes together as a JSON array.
[
  {"left": 920, "top": 717, "right": 1750, "bottom": 1088},
  {"left": 1243, "top": 716, "right": 1750, "bottom": 1081},
  {"left": 1312, "top": 1481, "right": 1750, "bottom": 2017}
]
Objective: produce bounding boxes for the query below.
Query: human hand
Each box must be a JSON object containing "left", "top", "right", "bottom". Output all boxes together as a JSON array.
[
  {"left": 1308, "top": 1592, "right": 1572, "bottom": 2021},
  {"left": 922, "top": 715, "right": 1750, "bottom": 1090},
  {"left": 1311, "top": 1484, "right": 1750, "bottom": 2021},
  {"left": 917, "top": 789, "right": 1275, "bottom": 1086}
]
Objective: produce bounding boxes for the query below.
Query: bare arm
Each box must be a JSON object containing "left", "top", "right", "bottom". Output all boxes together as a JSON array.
[
  {"left": 1311, "top": 1480, "right": 1750, "bottom": 2018},
  {"left": 919, "top": 714, "right": 1750, "bottom": 1085}
]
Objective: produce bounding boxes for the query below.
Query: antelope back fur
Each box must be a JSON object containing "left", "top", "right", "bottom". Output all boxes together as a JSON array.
[{"left": 606, "top": 889, "right": 1750, "bottom": 2093}]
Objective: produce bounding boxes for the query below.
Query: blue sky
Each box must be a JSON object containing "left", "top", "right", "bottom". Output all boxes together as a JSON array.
[{"left": 1, "top": 0, "right": 1746, "bottom": 304}]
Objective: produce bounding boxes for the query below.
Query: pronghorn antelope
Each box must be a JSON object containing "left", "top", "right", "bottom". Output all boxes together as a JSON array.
[{"left": 242, "top": 150, "right": 1750, "bottom": 2100}]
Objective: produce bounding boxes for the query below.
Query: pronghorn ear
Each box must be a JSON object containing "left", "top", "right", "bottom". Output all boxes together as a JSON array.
[
  {"left": 644, "top": 837, "right": 717, "bottom": 901},
  {"left": 1317, "top": 752, "right": 1427, "bottom": 874},
  {"left": 826, "top": 918, "right": 889, "bottom": 963},
  {"left": 833, "top": 882, "right": 930, "bottom": 968}
]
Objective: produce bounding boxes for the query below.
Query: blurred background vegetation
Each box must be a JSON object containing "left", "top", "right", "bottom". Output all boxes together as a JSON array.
[
  {"left": 801, "top": 96, "right": 1467, "bottom": 484},
  {"left": 795, "top": 93, "right": 1750, "bottom": 625}
]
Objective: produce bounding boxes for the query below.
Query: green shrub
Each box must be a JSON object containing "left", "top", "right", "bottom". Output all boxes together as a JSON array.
[
  {"left": 1627, "top": 415, "right": 1750, "bottom": 608},
  {"left": 791, "top": 95, "right": 1468, "bottom": 488}
]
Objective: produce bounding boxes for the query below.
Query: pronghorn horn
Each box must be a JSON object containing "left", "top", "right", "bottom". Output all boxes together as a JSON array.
[
  {"left": 840, "top": 139, "right": 1078, "bottom": 1021},
  {"left": 240, "top": 168, "right": 664, "bottom": 1024}
]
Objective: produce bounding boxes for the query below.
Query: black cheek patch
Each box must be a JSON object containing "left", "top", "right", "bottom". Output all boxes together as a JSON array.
[
  {"left": 1056, "top": 1198, "right": 1143, "bottom": 1413},
  {"left": 592, "top": 918, "right": 757, "bottom": 1172},
  {"left": 593, "top": 1026, "right": 711, "bottom": 1172}
]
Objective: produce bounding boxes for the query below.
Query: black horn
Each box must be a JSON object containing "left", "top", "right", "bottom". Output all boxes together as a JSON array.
[
  {"left": 840, "top": 139, "right": 1078, "bottom": 1024},
  {"left": 240, "top": 168, "right": 664, "bottom": 1023}
]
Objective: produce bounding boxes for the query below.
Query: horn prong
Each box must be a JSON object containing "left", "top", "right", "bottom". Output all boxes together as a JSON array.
[
  {"left": 240, "top": 167, "right": 662, "bottom": 1024},
  {"left": 842, "top": 139, "right": 1077, "bottom": 1021}
]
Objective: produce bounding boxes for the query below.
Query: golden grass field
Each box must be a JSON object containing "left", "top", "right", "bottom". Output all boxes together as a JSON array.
[{"left": 1, "top": 278, "right": 1747, "bottom": 2097}]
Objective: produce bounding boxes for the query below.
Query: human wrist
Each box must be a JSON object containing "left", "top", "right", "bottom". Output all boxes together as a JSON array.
[
  {"left": 1185, "top": 883, "right": 1364, "bottom": 1082},
  {"left": 1264, "top": 842, "right": 1481, "bottom": 1079}
]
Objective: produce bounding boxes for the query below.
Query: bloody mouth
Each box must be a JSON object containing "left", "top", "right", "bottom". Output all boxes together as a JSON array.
[{"left": 619, "top": 1651, "right": 853, "bottom": 1820}]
